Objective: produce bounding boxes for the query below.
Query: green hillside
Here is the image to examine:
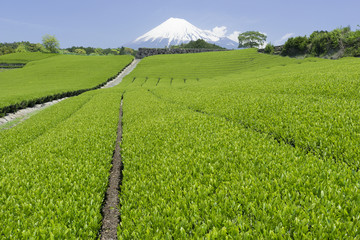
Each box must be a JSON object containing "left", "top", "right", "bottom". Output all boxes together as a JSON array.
[
  {"left": 1, "top": 49, "right": 360, "bottom": 238},
  {"left": 118, "top": 49, "right": 360, "bottom": 238},
  {"left": 126, "top": 49, "right": 323, "bottom": 79},
  {"left": 0, "top": 54, "right": 133, "bottom": 115}
]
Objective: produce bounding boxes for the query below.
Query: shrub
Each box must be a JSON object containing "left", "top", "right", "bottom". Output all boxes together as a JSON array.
[
  {"left": 264, "top": 43, "right": 275, "bottom": 54},
  {"left": 281, "top": 36, "right": 308, "bottom": 56}
]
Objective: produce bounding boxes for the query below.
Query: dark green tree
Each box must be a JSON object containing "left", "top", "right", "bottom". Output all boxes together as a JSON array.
[
  {"left": 281, "top": 36, "right": 309, "bottom": 56},
  {"left": 238, "top": 31, "right": 267, "bottom": 48},
  {"left": 179, "top": 39, "right": 225, "bottom": 50}
]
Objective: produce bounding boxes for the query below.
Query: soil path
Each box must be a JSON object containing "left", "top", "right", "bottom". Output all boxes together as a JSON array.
[
  {"left": 0, "top": 58, "right": 140, "bottom": 128},
  {"left": 100, "top": 96, "right": 124, "bottom": 240}
]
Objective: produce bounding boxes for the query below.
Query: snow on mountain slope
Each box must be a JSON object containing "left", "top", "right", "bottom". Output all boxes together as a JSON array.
[{"left": 126, "top": 18, "right": 238, "bottom": 49}]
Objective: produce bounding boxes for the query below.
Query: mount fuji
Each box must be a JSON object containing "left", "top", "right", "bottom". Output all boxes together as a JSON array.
[{"left": 125, "top": 18, "right": 239, "bottom": 49}]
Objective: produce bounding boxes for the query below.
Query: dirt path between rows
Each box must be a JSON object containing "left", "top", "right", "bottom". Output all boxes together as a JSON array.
[
  {"left": 100, "top": 96, "right": 124, "bottom": 240},
  {"left": 0, "top": 59, "right": 140, "bottom": 129}
]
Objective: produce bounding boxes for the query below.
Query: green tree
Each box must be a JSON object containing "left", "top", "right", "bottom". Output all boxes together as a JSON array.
[
  {"left": 42, "top": 34, "right": 60, "bottom": 53},
  {"left": 15, "top": 43, "right": 28, "bottom": 53},
  {"left": 238, "top": 31, "right": 267, "bottom": 48},
  {"left": 110, "top": 49, "right": 119, "bottom": 55},
  {"left": 74, "top": 48, "right": 86, "bottom": 55},
  {"left": 181, "top": 39, "right": 225, "bottom": 50},
  {"left": 0, "top": 46, "right": 14, "bottom": 55},
  {"left": 94, "top": 48, "right": 103, "bottom": 55}
]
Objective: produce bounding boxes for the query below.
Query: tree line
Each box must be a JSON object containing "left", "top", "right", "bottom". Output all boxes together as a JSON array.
[
  {"left": 0, "top": 34, "right": 135, "bottom": 56},
  {"left": 63, "top": 46, "right": 134, "bottom": 56},
  {"left": 264, "top": 26, "right": 360, "bottom": 58}
]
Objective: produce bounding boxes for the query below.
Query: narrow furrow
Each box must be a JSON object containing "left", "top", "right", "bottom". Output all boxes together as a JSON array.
[{"left": 100, "top": 95, "right": 124, "bottom": 240}]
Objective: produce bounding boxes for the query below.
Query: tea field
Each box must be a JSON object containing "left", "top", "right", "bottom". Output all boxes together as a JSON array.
[
  {"left": 118, "top": 49, "right": 360, "bottom": 238},
  {"left": 0, "top": 52, "right": 58, "bottom": 64},
  {"left": 0, "top": 53, "right": 133, "bottom": 116},
  {"left": 1, "top": 49, "right": 360, "bottom": 238},
  {"left": 0, "top": 87, "right": 124, "bottom": 238}
]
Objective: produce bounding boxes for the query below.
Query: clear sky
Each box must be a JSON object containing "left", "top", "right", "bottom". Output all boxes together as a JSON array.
[{"left": 1, "top": 0, "right": 359, "bottom": 48}]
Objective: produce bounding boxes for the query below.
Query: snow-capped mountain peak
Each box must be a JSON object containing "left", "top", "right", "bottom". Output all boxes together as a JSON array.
[
  {"left": 134, "top": 18, "right": 220, "bottom": 44},
  {"left": 126, "top": 17, "right": 238, "bottom": 49}
]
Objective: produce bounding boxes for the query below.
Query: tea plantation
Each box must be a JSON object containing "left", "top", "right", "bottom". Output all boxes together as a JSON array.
[{"left": 1, "top": 49, "right": 360, "bottom": 238}]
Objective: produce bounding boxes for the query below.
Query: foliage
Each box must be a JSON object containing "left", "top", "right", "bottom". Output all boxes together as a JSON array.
[
  {"left": 264, "top": 42, "right": 275, "bottom": 54},
  {"left": 281, "top": 36, "right": 309, "bottom": 56},
  {"left": 0, "top": 88, "right": 123, "bottom": 238},
  {"left": 95, "top": 48, "right": 104, "bottom": 55},
  {"left": 173, "top": 39, "right": 225, "bottom": 50},
  {"left": 117, "top": 49, "right": 360, "bottom": 238},
  {"left": 238, "top": 31, "right": 267, "bottom": 48},
  {"left": 64, "top": 46, "right": 136, "bottom": 56},
  {"left": 0, "top": 55, "right": 133, "bottom": 110},
  {"left": 280, "top": 26, "right": 360, "bottom": 58},
  {"left": 74, "top": 48, "right": 86, "bottom": 55},
  {"left": 0, "top": 41, "right": 47, "bottom": 55},
  {"left": 2, "top": 48, "right": 360, "bottom": 238},
  {"left": 110, "top": 49, "right": 119, "bottom": 55},
  {"left": 15, "top": 43, "right": 27, "bottom": 53},
  {"left": 119, "top": 47, "right": 134, "bottom": 55},
  {"left": 42, "top": 34, "right": 60, "bottom": 53}
]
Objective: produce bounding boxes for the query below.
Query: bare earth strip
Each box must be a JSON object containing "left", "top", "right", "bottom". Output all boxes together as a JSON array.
[
  {"left": 100, "top": 96, "right": 124, "bottom": 240},
  {"left": 0, "top": 58, "right": 141, "bottom": 129}
]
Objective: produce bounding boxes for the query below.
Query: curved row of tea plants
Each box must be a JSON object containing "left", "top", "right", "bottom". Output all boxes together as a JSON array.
[
  {"left": 0, "top": 88, "right": 123, "bottom": 238},
  {"left": 0, "top": 54, "right": 133, "bottom": 115}
]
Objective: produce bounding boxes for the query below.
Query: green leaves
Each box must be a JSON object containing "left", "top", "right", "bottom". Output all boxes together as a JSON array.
[
  {"left": 0, "top": 88, "right": 123, "bottom": 238},
  {"left": 0, "top": 54, "right": 133, "bottom": 110},
  {"left": 118, "top": 50, "right": 360, "bottom": 238},
  {"left": 238, "top": 31, "right": 267, "bottom": 49}
]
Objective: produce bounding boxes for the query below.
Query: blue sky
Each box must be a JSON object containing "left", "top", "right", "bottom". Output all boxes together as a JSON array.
[{"left": 1, "top": 0, "right": 359, "bottom": 48}]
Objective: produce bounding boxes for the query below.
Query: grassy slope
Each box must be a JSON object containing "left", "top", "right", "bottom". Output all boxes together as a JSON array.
[
  {"left": 0, "top": 54, "right": 133, "bottom": 108},
  {"left": 117, "top": 49, "right": 360, "bottom": 238}
]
